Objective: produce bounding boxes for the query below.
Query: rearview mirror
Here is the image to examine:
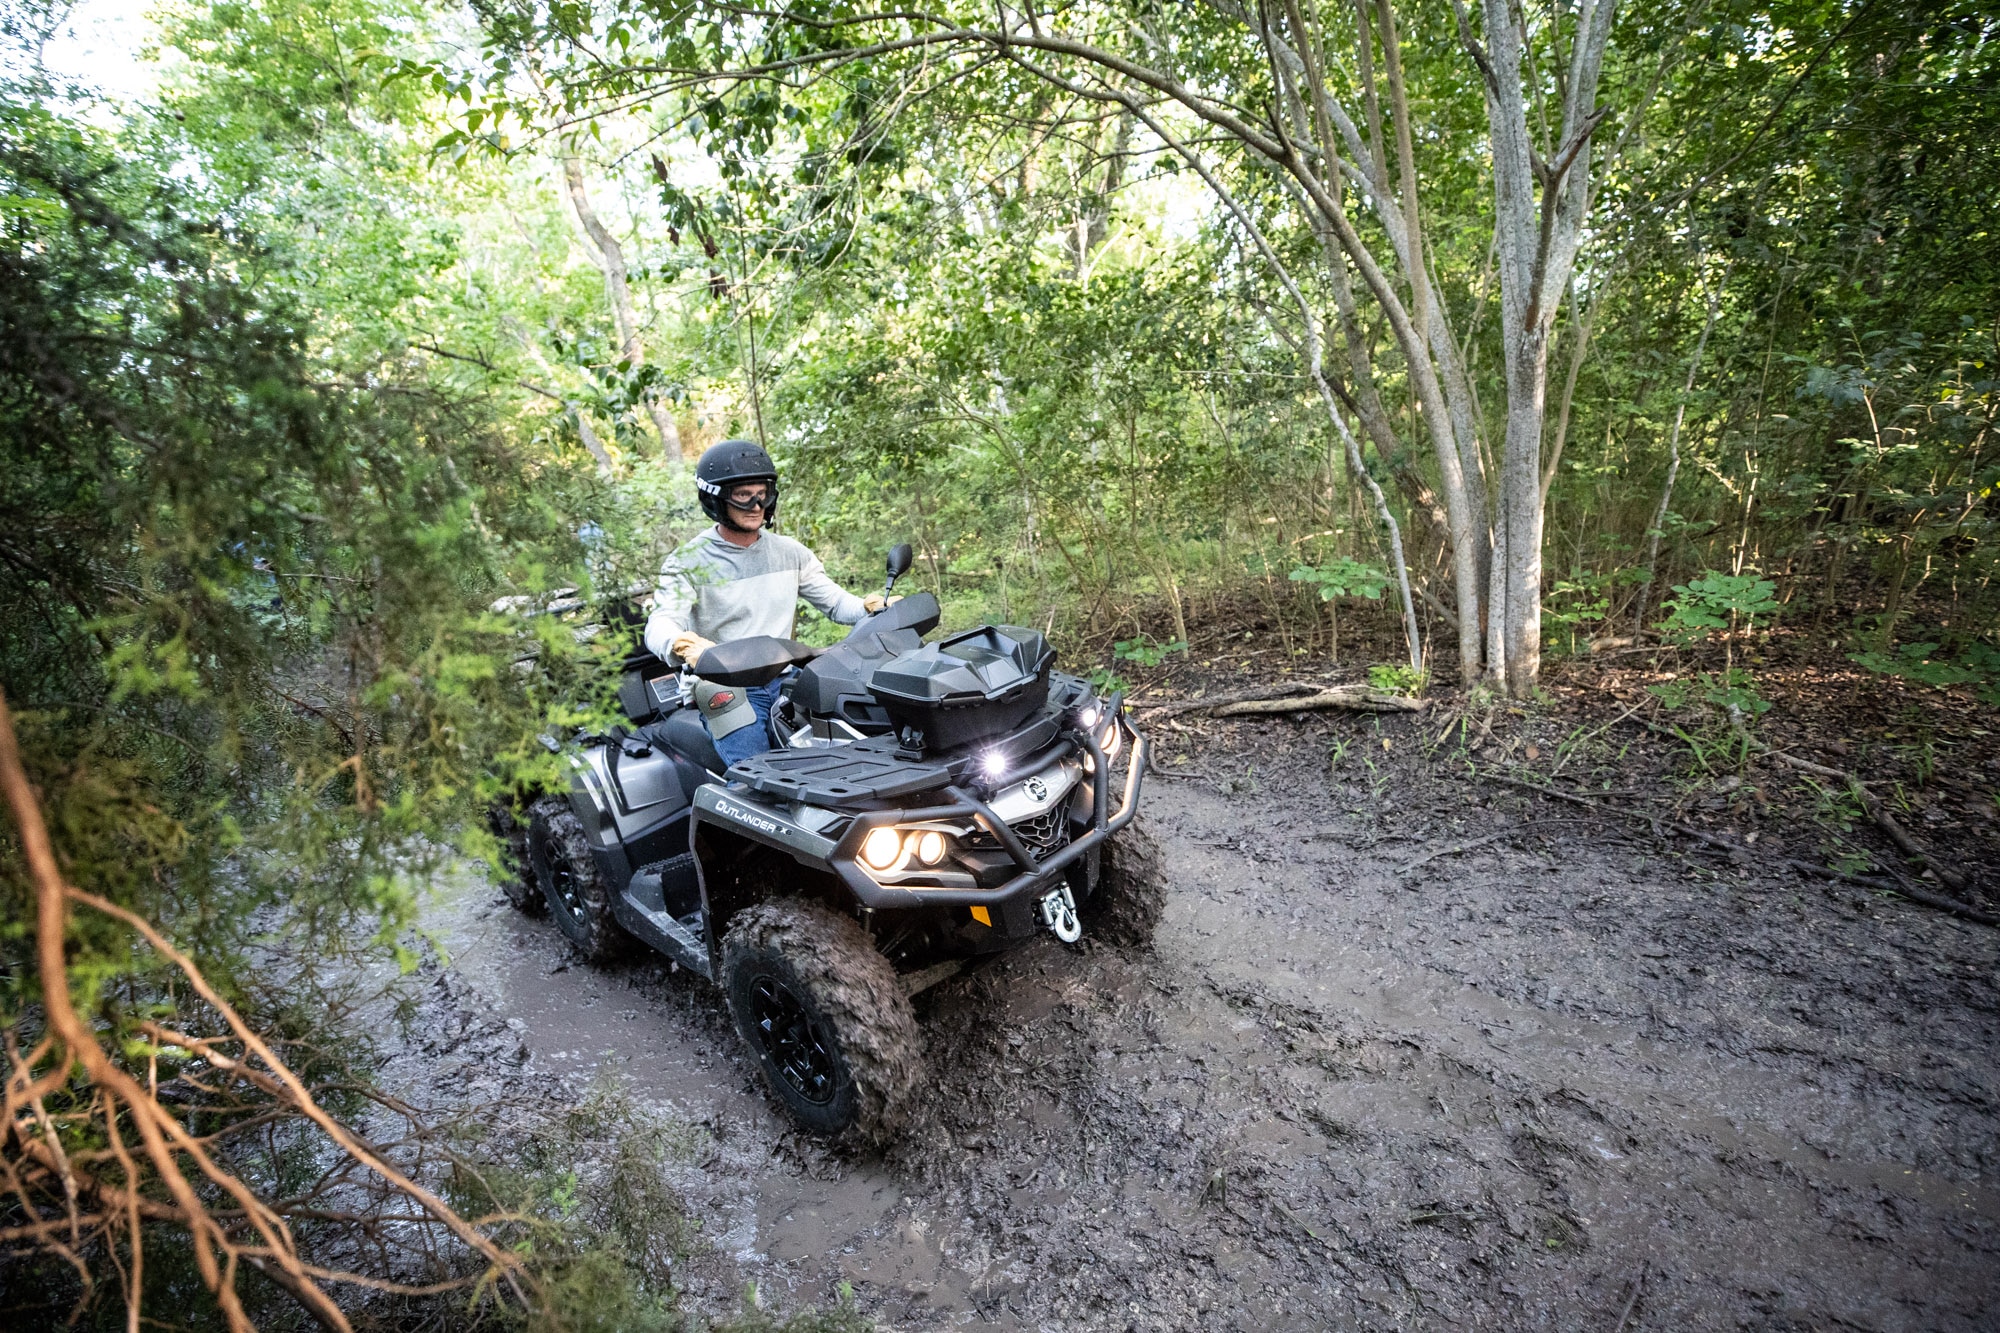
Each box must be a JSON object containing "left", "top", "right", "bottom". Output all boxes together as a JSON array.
[{"left": 885, "top": 543, "right": 914, "bottom": 587}]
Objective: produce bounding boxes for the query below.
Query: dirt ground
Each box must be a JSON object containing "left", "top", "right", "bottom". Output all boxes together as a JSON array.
[{"left": 396, "top": 704, "right": 2000, "bottom": 1331}]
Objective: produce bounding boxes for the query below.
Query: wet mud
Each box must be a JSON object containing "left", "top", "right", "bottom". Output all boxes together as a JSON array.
[{"left": 397, "top": 716, "right": 1999, "bottom": 1330}]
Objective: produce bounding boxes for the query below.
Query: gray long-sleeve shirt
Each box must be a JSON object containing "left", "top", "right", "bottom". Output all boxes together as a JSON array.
[{"left": 642, "top": 527, "right": 867, "bottom": 664}]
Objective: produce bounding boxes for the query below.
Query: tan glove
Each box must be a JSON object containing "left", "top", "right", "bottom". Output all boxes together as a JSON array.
[
  {"left": 669, "top": 631, "right": 716, "bottom": 667},
  {"left": 861, "top": 593, "right": 904, "bottom": 613}
]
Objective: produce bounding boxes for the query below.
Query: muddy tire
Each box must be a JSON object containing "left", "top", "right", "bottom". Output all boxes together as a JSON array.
[
  {"left": 528, "top": 798, "right": 629, "bottom": 961},
  {"left": 487, "top": 802, "right": 545, "bottom": 916},
  {"left": 722, "top": 899, "right": 922, "bottom": 1143},
  {"left": 1088, "top": 814, "right": 1165, "bottom": 947}
]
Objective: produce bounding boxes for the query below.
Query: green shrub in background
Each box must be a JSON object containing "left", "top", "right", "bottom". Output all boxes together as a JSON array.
[
  {"left": 1291, "top": 560, "right": 1390, "bottom": 664},
  {"left": 1660, "top": 573, "right": 1780, "bottom": 644},
  {"left": 1850, "top": 640, "right": 2000, "bottom": 705}
]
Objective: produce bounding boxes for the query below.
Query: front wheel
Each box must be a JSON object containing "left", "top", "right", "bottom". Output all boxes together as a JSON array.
[
  {"left": 527, "top": 798, "right": 629, "bottom": 961},
  {"left": 1087, "top": 815, "right": 1165, "bottom": 948},
  {"left": 722, "top": 900, "right": 922, "bottom": 1142}
]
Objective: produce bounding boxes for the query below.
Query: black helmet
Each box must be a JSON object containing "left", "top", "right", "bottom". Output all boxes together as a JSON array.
[{"left": 694, "top": 439, "right": 778, "bottom": 527}]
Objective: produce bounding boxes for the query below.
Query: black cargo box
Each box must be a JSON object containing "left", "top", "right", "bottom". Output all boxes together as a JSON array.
[{"left": 868, "top": 625, "right": 1055, "bottom": 750}]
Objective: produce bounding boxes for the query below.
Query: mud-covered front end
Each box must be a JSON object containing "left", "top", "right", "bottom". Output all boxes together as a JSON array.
[{"left": 692, "top": 672, "right": 1146, "bottom": 964}]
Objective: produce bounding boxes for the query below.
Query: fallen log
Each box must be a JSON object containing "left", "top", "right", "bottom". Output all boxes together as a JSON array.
[
  {"left": 1206, "top": 686, "right": 1425, "bottom": 717},
  {"left": 1133, "top": 682, "right": 1324, "bottom": 718}
]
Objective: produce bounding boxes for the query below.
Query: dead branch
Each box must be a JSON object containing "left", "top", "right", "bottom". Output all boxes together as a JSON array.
[
  {"left": 1133, "top": 682, "right": 1325, "bottom": 717},
  {"left": 1210, "top": 686, "right": 1425, "bottom": 716},
  {"left": 1620, "top": 714, "right": 1976, "bottom": 893},
  {"left": 1136, "top": 682, "right": 1424, "bottom": 718},
  {"left": 0, "top": 684, "right": 532, "bottom": 1329},
  {"left": 1757, "top": 749, "right": 1971, "bottom": 893}
]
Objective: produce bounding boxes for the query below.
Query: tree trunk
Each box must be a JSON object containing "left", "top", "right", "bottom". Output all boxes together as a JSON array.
[
  {"left": 1468, "top": 0, "right": 1620, "bottom": 694},
  {"left": 561, "top": 155, "right": 684, "bottom": 464}
]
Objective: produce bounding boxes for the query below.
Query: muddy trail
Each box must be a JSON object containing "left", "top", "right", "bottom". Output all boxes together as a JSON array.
[{"left": 396, "top": 712, "right": 1999, "bottom": 1331}]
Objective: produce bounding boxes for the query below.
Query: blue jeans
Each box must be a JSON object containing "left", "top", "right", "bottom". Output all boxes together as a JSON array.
[{"left": 711, "top": 681, "right": 781, "bottom": 768}]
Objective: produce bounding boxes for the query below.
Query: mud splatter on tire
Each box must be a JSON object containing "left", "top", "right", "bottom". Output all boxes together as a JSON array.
[{"left": 487, "top": 800, "right": 546, "bottom": 916}]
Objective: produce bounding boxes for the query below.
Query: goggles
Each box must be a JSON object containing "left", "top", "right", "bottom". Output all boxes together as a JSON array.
[{"left": 725, "top": 486, "right": 773, "bottom": 512}]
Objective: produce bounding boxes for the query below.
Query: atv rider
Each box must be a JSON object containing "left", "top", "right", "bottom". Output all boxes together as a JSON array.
[{"left": 642, "top": 440, "right": 895, "bottom": 767}]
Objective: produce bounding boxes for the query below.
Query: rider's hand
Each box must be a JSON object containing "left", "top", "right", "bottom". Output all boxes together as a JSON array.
[
  {"left": 861, "top": 593, "right": 904, "bottom": 613},
  {"left": 669, "top": 631, "right": 716, "bottom": 666}
]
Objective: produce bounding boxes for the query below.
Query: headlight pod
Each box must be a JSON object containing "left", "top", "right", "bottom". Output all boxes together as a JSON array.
[
  {"left": 861, "top": 826, "right": 903, "bottom": 870},
  {"left": 1081, "top": 711, "right": 1124, "bottom": 772},
  {"left": 859, "top": 825, "right": 957, "bottom": 874}
]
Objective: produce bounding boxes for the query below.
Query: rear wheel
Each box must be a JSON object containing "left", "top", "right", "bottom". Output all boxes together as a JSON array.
[
  {"left": 528, "top": 798, "right": 628, "bottom": 961},
  {"left": 486, "top": 802, "right": 545, "bottom": 916},
  {"left": 722, "top": 900, "right": 922, "bottom": 1142},
  {"left": 1088, "top": 814, "right": 1165, "bottom": 947}
]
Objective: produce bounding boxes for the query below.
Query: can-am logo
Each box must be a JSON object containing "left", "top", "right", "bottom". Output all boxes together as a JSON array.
[
  {"left": 1023, "top": 776, "right": 1049, "bottom": 803},
  {"left": 707, "top": 690, "right": 735, "bottom": 710}
]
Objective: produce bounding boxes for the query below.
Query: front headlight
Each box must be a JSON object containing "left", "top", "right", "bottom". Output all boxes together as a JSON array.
[
  {"left": 1099, "top": 718, "right": 1122, "bottom": 758},
  {"left": 859, "top": 826, "right": 958, "bottom": 875},
  {"left": 862, "top": 826, "right": 904, "bottom": 870}
]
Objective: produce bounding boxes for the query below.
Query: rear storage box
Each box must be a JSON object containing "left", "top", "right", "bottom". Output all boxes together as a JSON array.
[{"left": 869, "top": 626, "right": 1055, "bottom": 750}]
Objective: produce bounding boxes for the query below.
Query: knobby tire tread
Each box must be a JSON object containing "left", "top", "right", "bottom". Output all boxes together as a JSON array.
[
  {"left": 723, "top": 899, "right": 923, "bottom": 1145},
  {"left": 530, "top": 799, "right": 629, "bottom": 961},
  {"left": 1091, "top": 813, "right": 1165, "bottom": 948},
  {"left": 489, "top": 801, "right": 546, "bottom": 916}
]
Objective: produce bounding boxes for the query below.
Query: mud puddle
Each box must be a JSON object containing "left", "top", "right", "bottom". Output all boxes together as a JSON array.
[{"left": 391, "top": 719, "right": 1999, "bottom": 1329}]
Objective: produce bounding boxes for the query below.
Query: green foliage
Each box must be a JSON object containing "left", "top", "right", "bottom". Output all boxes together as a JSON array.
[
  {"left": 1367, "top": 664, "right": 1427, "bottom": 696},
  {"left": 1290, "top": 560, "right": 1390, "bottom": 603},
  {"left": 1660, "top": 573, "right": 1780, "bottom": 643},
  {"left": 1113, "top": 636, "right": 1189, "bottom": 668},
  {"left": 1647, "top": 669, "right": 1771, "bottom": 718},
  {"left": 1851, "top": 640, "right": 2000, "bottom": 705}
]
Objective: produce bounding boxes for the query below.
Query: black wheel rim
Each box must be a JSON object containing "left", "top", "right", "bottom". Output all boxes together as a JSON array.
[
  {"left": 748, "top": 972, "right": 838, "bottom": 1106},
  {"left": 547, "top": 858, "right": 588, "bottom": 923}
]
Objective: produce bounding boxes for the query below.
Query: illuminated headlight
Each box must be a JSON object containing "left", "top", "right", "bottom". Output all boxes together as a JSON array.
[
  {"left": 914, "top": 830, "right": 948, "bottom": 866},
  {"left": 1076, "top": 703, "right": 1102, "bottom": 731},
  {"left": 980, "top": 750, "right": 1007, "bottom": 780},
  {"left": 861, "top": 826, "right": 904, "bottom": 870}
]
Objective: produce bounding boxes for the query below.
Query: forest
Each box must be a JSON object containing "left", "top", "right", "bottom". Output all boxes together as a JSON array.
[{"left": 1, "top": 0, "right": 1996, "bottom": 1328}]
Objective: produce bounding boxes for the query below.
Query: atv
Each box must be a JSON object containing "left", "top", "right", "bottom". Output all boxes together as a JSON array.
[{"left": 497, "top": 544, "right": 1157, "bottom": 1140}]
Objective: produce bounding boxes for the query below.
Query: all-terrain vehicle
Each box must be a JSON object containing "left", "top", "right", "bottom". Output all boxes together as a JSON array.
[{"left": 497, "top": 545, "right": 1156, "bottom": 1140}]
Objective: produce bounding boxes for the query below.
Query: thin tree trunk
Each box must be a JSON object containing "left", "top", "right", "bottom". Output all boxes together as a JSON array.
[
  {"left": 1463, "top": 0, "right": 1620, "bottom": 694},
  {"left": 1632, "top": 283, "right": 1721, "bottom": 634},
  {"left": 1541, "top": 277, "right": 1599, "bottom": 505},
  {"left": 561, "top": 155, "right": 684, "bottom": 463},
  {"left": 571, "top": 405, "right": 614, "bottom": 476}
]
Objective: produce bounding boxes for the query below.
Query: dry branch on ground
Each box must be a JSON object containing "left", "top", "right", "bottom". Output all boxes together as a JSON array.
[{"left": 0, "top": 687, "right": 530, "bottom": 1331}]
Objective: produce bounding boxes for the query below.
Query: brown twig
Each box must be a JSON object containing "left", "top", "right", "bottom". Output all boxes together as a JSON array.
[{"left": 0, "top": 685, "right": 532, "bottom": 1329}]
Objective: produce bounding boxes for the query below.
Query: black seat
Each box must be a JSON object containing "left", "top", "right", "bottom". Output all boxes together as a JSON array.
[{"left": 650, "top": 707, "right": 726, "bottom": 775}]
